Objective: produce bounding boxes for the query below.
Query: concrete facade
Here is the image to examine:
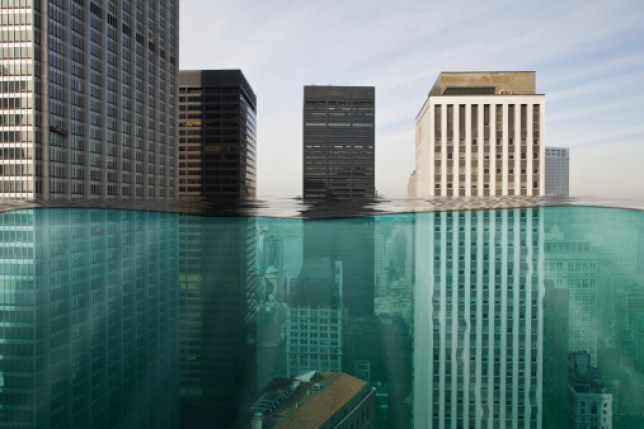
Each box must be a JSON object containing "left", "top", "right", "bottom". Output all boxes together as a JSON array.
[{"left": 415, "top": 72, "right": 545, "bottom": 198}]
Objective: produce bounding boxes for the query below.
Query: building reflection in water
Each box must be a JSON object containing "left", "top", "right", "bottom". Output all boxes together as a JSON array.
[
  {"left": 414, "top": 209, "right": 544, "bottom": 428},
  {"left": 0, "top": 209, "right": 179, "bottom": 429},
  {"left": 178, "top": 216, "right": 257, "bottom": 427}
]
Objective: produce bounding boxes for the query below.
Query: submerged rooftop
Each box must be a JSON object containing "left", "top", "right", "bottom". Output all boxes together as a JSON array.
[{"left": 248, "top": 371, "right": 370, "bottom": 429}]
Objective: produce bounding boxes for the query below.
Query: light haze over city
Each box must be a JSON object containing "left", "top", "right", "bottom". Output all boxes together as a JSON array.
[{"left": 180, "top": 0, "right": 644, "bottom": 199}]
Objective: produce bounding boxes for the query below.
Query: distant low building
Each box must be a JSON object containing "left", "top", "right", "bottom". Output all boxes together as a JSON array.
[
  {"left": 407, "top": 171, "right": 417, "bottom": 198},
  {"left": 248, "top": 371, "right": 376, "bottom": 429},
  {"left": 568, "top": 351, "right": 613, "bottom": 429},
  {"left": 545, "top": 147, "right": 570, "bottom": 197}
]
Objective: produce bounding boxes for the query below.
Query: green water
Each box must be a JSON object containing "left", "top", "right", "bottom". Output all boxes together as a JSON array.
[{"left": 0, "top": 206, "right": 643, "bottom": 428}]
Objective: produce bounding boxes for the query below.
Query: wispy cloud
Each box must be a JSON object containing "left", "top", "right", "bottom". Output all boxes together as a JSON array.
[{"left": 181, "top": 0, "right": 644, "bottom": 198}]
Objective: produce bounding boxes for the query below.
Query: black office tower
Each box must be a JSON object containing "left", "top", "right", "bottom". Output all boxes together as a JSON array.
[
  {"left": 178, "top": 70, "right": 257, "bottom": 200},
  {"left": 303, "top": 86, "right": 375, "bottom": 201}
]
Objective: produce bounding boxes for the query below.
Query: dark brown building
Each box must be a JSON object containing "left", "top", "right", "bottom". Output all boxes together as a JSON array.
[
  {"left": 179, "top": 70, "right": 257, "bottom": 200},
  {"left": 303, "top": 86, "right": 375, "bottom": 201}
]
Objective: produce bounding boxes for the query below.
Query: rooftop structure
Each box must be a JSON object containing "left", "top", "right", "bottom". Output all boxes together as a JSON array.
[{"left": 428, "top": 71, "right": 538, "bottom": 97}]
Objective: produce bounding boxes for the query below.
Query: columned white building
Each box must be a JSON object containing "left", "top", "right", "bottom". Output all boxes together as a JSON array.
[{"left": 414, "top": 72, "right": 545, "bottom": 198}]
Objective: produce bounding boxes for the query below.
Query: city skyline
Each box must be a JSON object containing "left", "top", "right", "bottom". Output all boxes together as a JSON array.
[{"left": 180, "top": 0, "right": 644, "bottom": 199}]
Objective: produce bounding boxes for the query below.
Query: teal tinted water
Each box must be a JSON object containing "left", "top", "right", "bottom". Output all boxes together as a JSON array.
[{"left": 0, "top": 206, "right": 643, "bottom": 428}]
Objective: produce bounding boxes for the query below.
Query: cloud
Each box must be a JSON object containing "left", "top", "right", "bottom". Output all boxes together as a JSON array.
[{"left": 180, "top": 0, "right": 644, "bottom": 198}]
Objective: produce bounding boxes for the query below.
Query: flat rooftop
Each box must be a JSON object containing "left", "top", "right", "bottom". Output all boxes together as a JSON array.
[{"left": 429, "top": 71, "right": 538, "bottom": 96}]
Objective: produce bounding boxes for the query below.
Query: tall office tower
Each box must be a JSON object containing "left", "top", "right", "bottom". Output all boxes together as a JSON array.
[
  {"left": 414, "top": 209, "right": 544, "bottom": 428},
  {"left": 302, "top": 85, "right": 375, "bottom": 200},
  {"left": 545, "top": 147, "right": 569, "bottom": 197},
  {"left": 0, "top": 0, "right": 179, "bottom": 200},
  {"left": 0, "top": 209, "right": 179, "bottom": 428},
  {"left": 414, "top": 72, "right": 545, "bottom": 197},
  {"left": 178, "top": 70, "right": 257, "bottom": 200}
]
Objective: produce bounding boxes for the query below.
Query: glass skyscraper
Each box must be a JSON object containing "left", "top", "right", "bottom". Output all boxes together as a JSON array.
[
  {"left": 0, "top": 0, "right": 178, "bottom": 200},
  {"left": 302, "top": 85, "right": 375, "bottom": 201},
  {"left": 178, "top": 70, "right": 257, "bottom": 200}
]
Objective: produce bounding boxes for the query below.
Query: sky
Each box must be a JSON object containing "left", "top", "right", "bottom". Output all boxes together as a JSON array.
[{"left": 180, "top": 0, "right": 644, "bottom": 199}]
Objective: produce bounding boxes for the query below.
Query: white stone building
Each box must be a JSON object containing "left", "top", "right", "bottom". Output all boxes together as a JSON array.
[{"left": 415, "top": 72, "right": 545, "bottom": 198}]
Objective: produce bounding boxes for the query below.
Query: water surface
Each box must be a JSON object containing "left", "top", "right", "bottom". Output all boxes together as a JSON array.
[{"left": 0, "top": 204, "right": 643, "bottom": 428}]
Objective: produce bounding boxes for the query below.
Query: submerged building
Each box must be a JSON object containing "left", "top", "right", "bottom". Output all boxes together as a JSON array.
[
  {"left": 414, "top": 72, "right": 545, "bottom": 198},
  {"left": 302, "top": 86, "right": 375, "bottom": 201},
  {"left": 568, "top": 351, "right": 613, "bottom": 429},
  {"left": 178, "top": 70, "right": 257, "bottom": 200},
  {"left": 285, "top": 258, "right": 345, "bottom": 377},
  {"left": 0, "top": 0, "right": 179, "bottom": 199},
  {"left": 248, "top": 371, "right": 376, "bottom": 429},
  {"left": 0, "top": 209, "right": 180, "bottom": 428}
]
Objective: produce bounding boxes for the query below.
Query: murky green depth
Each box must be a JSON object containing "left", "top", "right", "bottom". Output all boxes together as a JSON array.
[{"left": 0, "top": 207, "right": 643, "bottom": 428}]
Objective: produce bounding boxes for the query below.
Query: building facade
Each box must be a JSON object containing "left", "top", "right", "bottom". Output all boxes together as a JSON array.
[
  {"left": 545, "top": 147, "right": 569, "bottom": 197},
  {"left": 0, "top": 0, "right": 179, "bottom": 199},
  {"left": 303, "top": 85, "right": 375, "bottom": 201},
  {"left": 414, "top": 72, "right": 545, "bottom": 198},
  {"left": 178, "top": 70, "right": 257, "bottom": 200}
]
